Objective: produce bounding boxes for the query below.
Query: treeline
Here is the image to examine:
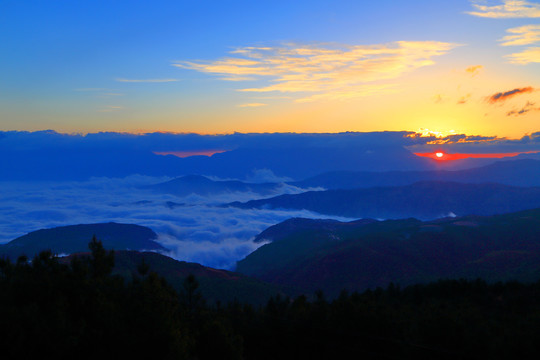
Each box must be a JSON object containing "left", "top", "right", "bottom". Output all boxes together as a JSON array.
[{"left": 2, "top": 240, "right": 540, "bottom": 359}]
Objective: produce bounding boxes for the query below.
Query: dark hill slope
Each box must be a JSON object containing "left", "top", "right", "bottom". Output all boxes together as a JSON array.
[
  {"left": 236, "top": 208, "right": 540, "bottom": 298},
  {"left": 0, "top": 223, "right": 164, "bottom": 260},
  {"left": 230, "top": 181, "right": 540, "bottom": 220},
  {"left": 109, "top": 251, "right": 281, "bottom": 305}
]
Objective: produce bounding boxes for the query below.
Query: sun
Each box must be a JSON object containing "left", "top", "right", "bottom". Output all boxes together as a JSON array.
[{"left": 435, "top": 152, "right": 444, "bottom": 158}]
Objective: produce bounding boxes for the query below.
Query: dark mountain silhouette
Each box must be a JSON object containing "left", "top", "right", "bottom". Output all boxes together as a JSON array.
[
  {"left": 146, "top": 174, "right": 285, "bottom": 197},
  {"left": 107, "top": 250, "right": 281, "bottom": 305},
  {"left": 230, "top": 181, "right": 540, "bottom": 220},
  {"left": 0, "top": 223, "right": 164, "bottom": 260},
  {"left": 292, "top": 159, "right": 540, "bottom": 189},
  {"left": 253, "top": 217, "right": 377, "bottom": 243},
  {"left": 236, "top": 208, "right": 540, "bottom": 298}
]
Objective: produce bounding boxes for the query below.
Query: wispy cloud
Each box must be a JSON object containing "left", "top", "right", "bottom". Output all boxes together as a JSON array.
[
  {"left": 115, "top": 78, "right": 179, "bottom": 83},
  {"left": 506, "top": 46, "right": 540, "bottom": 63},
  {"left": 173, "top": 41, "right": 457, "bottom": 102},
  {"left": 98, "top": 105, "right": 124, "bottom": 112},
  {"left": 487, "top": 86, "right": 535, "bottom": 103},
  {"left": 507, "top": 100, "right": 540, "bottom": 115},
  {"left": 74, "top": 88, "right": 108, "bottom": 92},
  {"left": 496, "top": 24, "right": 540, "bottom": 64},
  {"left": 500, "top": 24, "right": 540, "bottom": 45},
  {"left": 457, "top": 94, "right": 472, "bottom": 104},
  {"left": 465, "top": 65, "right": 483, "bottom": 76},
  {"left": 467, "top": 0, "right": 540, "bottom": 18},
  {"left": 237, "top": 103, "right": 268, "bottom": 108}
]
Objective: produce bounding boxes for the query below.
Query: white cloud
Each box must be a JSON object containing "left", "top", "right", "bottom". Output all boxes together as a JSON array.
[{"left": 0, "top": 177, "right": 353, "bottom": 270}]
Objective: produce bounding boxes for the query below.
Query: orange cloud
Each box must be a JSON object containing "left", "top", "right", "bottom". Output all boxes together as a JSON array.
[
  {"left": 465, "top": 65, "right": 483, "bottom": 76},
  {"left": 457, "top": 94, "right": 472, "bottom": 104},
  {"left": 237, "top": 103, "right": 268, "bottom": 107},
  {"left": 487, "top": 86, "right": 534, "bottom": 103},
  {"left": 415, "top": 150, "right": 540, "bottom": 161}
]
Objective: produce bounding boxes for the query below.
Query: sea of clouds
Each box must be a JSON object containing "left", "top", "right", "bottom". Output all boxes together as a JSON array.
[{"left": 0, "top": 175, "right": 354, "bottom": 270}]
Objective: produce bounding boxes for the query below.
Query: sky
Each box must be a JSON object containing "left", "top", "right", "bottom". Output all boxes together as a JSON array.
[{"left": 1, "top": 0, "right": 540, "bottom": 138}]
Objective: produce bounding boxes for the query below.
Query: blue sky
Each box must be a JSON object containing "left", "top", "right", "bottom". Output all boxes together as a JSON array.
[{"left": 2, "top": 0, "right": 540, "bottom": 137}]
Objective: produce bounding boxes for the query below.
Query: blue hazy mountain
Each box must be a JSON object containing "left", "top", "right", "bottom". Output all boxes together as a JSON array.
[
  {"left": 146, "top": 175, "right": 285, "bottom": 196},
  {"left": 292, "top": 159, "right": 540, "bottom": 189},
  {"left": 0, "top": 223, "right": 164, "bottom": 260},
  {"left": 230, "top": 181, "right": 540, "bottom": 220},
  {"left": 236, "top": 208, "right": 540, "bottom": 298},
  {"left": 0, "top": 131, "right": 443, "bottom": 181},
  {"left": 3, "top": 130, "right": 539, "bottom": 181}
]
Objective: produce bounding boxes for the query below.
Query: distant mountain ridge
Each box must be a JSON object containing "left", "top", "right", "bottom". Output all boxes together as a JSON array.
[
  {"left": 146, "top": 174, "right": 286, "bottom": 197},
  {"left": 236, "top": 208, "right": 540, "bottom": 298},
  {"left": 0, "top": 223, "right": 164, "bottom": 260},
  {"left": 292, "top": 159, "right": 540, "bottom": 189},
  {"left": 230, "top": 181, "right": 540, "bottom": 220}
]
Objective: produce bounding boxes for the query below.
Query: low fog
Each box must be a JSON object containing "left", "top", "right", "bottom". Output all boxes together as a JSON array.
[{"left": 0, "top": 175, "right": 353, "bottom": 269}]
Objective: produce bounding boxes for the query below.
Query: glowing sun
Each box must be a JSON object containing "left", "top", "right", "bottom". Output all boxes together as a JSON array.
[{"left": 435, "top": 152, "right": 444, "bottom": 158}]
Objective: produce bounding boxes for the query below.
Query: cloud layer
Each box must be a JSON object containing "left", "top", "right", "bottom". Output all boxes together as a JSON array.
[
  {"left": 0, "top": 176, "right": 351, "bottom": 270},
  {"left": 174, "top": 41, "right": 457, "bottom": 103}
]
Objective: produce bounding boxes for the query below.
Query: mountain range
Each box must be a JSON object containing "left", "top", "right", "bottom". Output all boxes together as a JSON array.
[
  {"left": 236, "top": 208, "right": 540, "bottom": 298},
  {"left": 230, "top": 181, "right": 540, "bottom": 220},
  {"left": 0, "top": 223, "right": 164, "bottom": 260},
  {"left": 146, "top": 175, "right": 286, "bottom": 197},
  {"left": 292, "top": 159, "right": 540, "bottom": 189}
]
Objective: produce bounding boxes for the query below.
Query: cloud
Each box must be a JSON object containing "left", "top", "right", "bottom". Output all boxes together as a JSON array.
[
  {"left": 433, "top": 94, "right": 445, "bottom": 103},
  {"left": 236, "top": 103, "right": 267, "bottom": 108},
  {"left": 407, "top": 131, "right": 540, "bottom": 154},
  {"left": 465, "top": 65, "right": 483, "bottom": 76},
  {"left": 487, "top": 86, "right": 535, "bottom": 103},
  {"left": 457, "top": 94, "right": 472, "bottom": 104},
  {"left": 98, "top": 105, "right": 124, "bottom": 112},
  {"left": 115, "top": 78, "right": 179, "bottom": 83},
  {"left": 74, "top": 88, "right": 109, "bottom": 92},
  {"left": 0, "top": 176, "right": 352, "bottom": 270},
  {"left": 500, "top": 24, "right": 540, "bottom": 46},
  {"left": 245, "top": 168, "right": 293, "bottom": 183},
  {"left": 173, "top": 41, "right": 457, "bottom": 102},
  {"left": 507, "top": 101, "right": 540, "bottom": 115},
  {"left": 467, "top": 0, "right": 540, "bottom": 18},
  {"left": 506, "top": 46, "right": 540, "bottom": 64}
]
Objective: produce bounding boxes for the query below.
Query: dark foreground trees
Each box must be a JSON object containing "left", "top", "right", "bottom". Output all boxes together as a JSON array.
[{"left": 2, "top": 239, "right": 540, "bottom": 359}]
